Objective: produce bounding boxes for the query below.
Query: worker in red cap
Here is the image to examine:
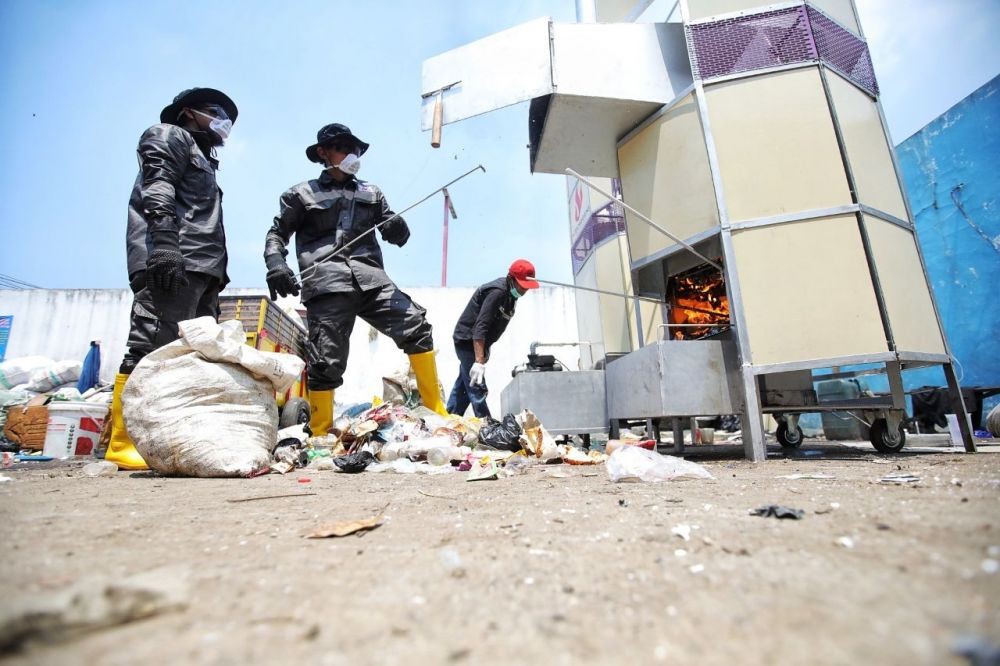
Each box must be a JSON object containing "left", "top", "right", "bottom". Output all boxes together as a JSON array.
[{"left": 446, "top": 259, "right": 539, "bottom": 417}]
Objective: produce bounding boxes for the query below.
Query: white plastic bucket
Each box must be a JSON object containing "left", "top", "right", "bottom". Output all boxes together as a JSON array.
[{"left": 43, "top": 402, "right": 109, "bottom": 459}]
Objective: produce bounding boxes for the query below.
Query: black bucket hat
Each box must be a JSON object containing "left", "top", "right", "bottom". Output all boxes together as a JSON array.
[
  {"left": 160, "top": 87, "right": 238, "bottom": 124},
  {"left": 306, "top": 123, "right": 370, "bottom": 163}
]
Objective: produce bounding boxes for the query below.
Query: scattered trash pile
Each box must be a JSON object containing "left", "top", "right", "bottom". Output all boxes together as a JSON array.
[
  {"left": 266, "top": 402, "right": 614, "bottom": 481},
  {"left": 262, "top": 403, "right": 717, "bottom": 484},
  {"left": 1, "top": 354, "right": 111, "bottom": 461}
]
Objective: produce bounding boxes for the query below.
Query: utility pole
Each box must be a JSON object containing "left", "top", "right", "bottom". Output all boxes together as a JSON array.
[{"left": 441, "top": 187, "right": 458, "bottom": 286}]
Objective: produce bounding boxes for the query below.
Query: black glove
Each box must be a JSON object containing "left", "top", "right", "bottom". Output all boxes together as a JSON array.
[
  {"left": 128, "top": 270, "right": 146, "bottom": 294},
  {"left": 265, "top": 256, "right": 300, "bottom": 301},
  {"left": 146, "top": 231, "right": 188, "bottom": 294},
  {"left": 381, "top": 218, "right": 410, "bottom": 247}
]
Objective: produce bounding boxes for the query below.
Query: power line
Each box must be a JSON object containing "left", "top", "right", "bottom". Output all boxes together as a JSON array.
[{"left": 0, "top": 273, "right": 42, "bottom": 289}]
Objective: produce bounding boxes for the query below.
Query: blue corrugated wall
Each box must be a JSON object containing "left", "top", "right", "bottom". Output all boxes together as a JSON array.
[{"left": 895, "top": 74, "right": 1000, "bottom": 416}]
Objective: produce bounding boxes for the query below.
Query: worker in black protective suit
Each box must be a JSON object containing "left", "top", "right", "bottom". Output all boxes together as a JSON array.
[
  {"left": 107, "top": 87, "right": 238, "bottom": 470},
  {"left": 263, "top": 123, "right": 448, "bottom": 435},
  {"left": 446, "top": 259, "right": 539, "bottom": 417}
]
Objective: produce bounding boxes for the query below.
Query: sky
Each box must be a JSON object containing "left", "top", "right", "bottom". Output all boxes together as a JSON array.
[{"left": 0, "top": 0, "right": 997, "bottom": 292}]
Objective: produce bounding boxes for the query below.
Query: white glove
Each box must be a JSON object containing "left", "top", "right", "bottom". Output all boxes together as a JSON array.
[{"left": 469, "top": 362, "right": 486, "bottom": 386}]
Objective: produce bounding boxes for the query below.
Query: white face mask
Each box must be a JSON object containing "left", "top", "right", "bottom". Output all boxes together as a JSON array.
[
  {"left": 335, "top": 153, "right": 361, "bottom": 175},
  {"left": 192, "top": 109, "right": 232, "bottom": 144}
]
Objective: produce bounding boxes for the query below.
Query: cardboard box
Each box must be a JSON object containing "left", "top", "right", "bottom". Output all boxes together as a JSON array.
[{"left": 3, "top": 395, "right": 49, "bottom": 450}]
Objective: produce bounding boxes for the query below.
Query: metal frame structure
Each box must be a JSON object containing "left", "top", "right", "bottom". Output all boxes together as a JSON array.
[
  {"left": 419, "top": 0, "right": 975, "bottom": 460},
  {"left": 601, "top": 0, "right": 974, "bottom": 460}
]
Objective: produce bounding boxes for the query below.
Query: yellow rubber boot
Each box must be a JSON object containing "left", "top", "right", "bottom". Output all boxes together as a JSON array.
[
  {"left": 408, "top": 351, "right": 448, "bottom": 416},
  {"left": 105, "top": 372, "right": 149, "bottom": 471},
  {"left": 309, "top": 389, "right": 335, "bottom": 436}
]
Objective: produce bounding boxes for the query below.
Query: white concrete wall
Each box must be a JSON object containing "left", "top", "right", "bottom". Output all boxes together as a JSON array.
[{"left": 0, "top": 286, "right": 582, "bottom": 415}]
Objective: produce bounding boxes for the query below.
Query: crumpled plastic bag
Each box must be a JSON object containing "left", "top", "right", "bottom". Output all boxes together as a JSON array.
[
  {"left": 123, "top": 317, "right": 305, "bottom": 477},
  {"left": 333, "top": 450, "right": 375, "bottom": 473},
  {"left": 477, "top": 414, "right": 523, "bottom": 451},
  {"left": 606, "top": 446, "right": 714, "bottom": 483},
  {"left": 515, "top": 409, "right": 560, "bottom": 461},
  {"left": 382, "top": 360, "right": 420, "bottom": 409}
]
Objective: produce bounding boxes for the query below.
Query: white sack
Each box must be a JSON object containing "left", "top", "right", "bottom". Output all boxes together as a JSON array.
[
  {"left": 122, "top": 317, "right": 305, "bottom": 477},
  {"left": 0, "top": 356, "right": 54, "bottom": 390}
]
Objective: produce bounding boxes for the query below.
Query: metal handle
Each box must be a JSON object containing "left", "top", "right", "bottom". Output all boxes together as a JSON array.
[{"left": 431, "top": 92, "right": 443, "bottom": 148}]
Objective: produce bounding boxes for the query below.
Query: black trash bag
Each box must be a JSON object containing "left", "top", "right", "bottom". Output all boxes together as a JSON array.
[
  {"left": 477, "top": 414, "right": 523, "bottom": 452},
  {"left": 750, "top": 504, "right": 804, "bottom": 520},
  {"left": 333, "top": 450, "right": 375, "bottom": 473}
]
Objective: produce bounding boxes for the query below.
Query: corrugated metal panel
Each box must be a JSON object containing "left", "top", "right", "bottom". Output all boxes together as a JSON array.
[{"left": 895, "top": 75, "right": 1000, "bottom": 392}]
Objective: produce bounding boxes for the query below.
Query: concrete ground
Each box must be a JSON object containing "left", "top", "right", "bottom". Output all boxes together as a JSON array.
[{"left": 1, "top": 438, "right": 998, "bottom": 665}]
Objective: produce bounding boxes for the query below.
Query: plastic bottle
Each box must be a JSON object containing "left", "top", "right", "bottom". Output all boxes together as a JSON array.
[
  {"left": 82, "top": 461, "right": 118, "bottom": 477},
  {"left": 426, "top": 446, "right": 460, "bottom": 466}
]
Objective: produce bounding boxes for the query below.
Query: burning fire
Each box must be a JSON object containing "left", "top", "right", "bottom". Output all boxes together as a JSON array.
[{"left": 668, "top": 270, "right": 730, "bottom": 340}]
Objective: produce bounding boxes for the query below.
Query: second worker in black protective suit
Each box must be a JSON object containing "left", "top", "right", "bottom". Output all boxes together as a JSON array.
[{"left": 263, "top": 124, "right": 448, "bottom": 435}]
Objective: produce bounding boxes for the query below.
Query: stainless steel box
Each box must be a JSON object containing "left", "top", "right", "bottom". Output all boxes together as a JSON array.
[
  {"left": 500, "top": 370, "right": 608, "bottom": 435},
  {"left": 606, "top": 340, "right": 744, "bottom": 419}
]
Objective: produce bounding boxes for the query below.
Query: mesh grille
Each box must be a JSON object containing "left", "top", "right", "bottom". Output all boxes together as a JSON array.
[
  {"left": 687, "top": 6, "right": 815, "bottom": 80},
  {"left": 807, "top": 6, "right": 879, "bottom": 96},
  {"left": 686, "top": 3, "right": 879, "bottom": 96}
]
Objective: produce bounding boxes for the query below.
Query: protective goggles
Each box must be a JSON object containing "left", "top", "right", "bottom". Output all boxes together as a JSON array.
[{"left": 192, "top": 104, "right": 231, "bottom": 122}]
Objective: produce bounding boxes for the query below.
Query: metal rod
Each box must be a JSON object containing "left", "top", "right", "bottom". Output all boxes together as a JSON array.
[
  {"left": 529, "top": 340, "right": 604, "bottom": 355},
  {"left": 535, "top": 278, "right": 663, "bottom": 304},
  {"left": 565, "top": 168, "right": 723, "bottom": 271},
  {"left": 657, "top": 323, "right": 730, "bottom": 329},
  {"left": 299, "top": 164, "right": 486, "bottom": 280},
  {"left": 441, "top": 189, "right": 451, "bottom": 286}
]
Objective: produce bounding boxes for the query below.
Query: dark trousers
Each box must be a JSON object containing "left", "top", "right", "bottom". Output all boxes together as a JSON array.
[
  {"left": 119, "top": 271, "right": 221, "bottom": 374},
  {"left": 446, "top": 341, "right": 491, "bottom": 418},
  {"left": 305, "top": 281, "right": 434, "bottom": 391}
]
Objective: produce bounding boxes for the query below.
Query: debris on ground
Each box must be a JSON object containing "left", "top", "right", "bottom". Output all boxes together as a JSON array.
[
  {"left": 750, "top": 505, "right": 805, "bottom": 520},
  {"left": 879, "top": 473, "right": 921, "bottom": 485},
  {"left": 606, "top": 447, "right": 713, "bottom": 483},
  {"left": 305, "top": 511, "right": 385, "bottom": 538},
  {"left": 777, "top": 473, "right": 836, "bottom": 480},
  {"left": 332, "top": 450, "right": 375, "bottom": 473},
  {"left": 0, "top": 567, "right": 190, "bottom": 652},
  {"left": 951, "top": 634, "right": 1000, "bottom": 666}
]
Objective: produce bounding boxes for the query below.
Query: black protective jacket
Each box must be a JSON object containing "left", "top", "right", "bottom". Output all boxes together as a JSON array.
[
  {"left": 263, "top": 170, "right": 409, "bottom": 303},
  {"left": 453, "top": 277, "right": 517, "bottom": 356},
  {"left": 126, "top": 123, "right": 228, "bottom": 285}
]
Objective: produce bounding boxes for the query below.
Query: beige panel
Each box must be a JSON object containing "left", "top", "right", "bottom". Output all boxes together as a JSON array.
[
  {"left": 595, "top": 237, "right": 633, "bottom": 355},
  {"left": 826, "top": 72, "right": 908, "bottom": 219},
  {"left": 864, "top": 217, "right": 946, "bottom": 354},
  {"left": 808, "top": 0, "right": 861, "bottom": 34},
  {"left": 617, "top": 238, "right": 665, "bottom": 348},
  {"left": 595, "top": 0, "right": 638, "bottom": 22},
  {"left": 618, "top": 93, "right": 719, "bottom": 262},
  {"left": 573, "top": 257, "right": 603, "bottom": 369},
  {"left": 687, "top": 0, "right": 775, "bottom": 20},
  {"left": 706, "top": 68, "right": 852, "bottom": 222},
  {"left": 731, "top": 215, "right": 887, "bottom": 365}
]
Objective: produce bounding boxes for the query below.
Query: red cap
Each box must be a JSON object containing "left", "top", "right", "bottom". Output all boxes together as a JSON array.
[{"left": 508, "top": 259, "right": 540, "bottom": 290}]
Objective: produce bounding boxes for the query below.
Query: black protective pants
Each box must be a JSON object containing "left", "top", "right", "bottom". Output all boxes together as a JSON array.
[
  {"left": 305, "top": 281, "right": 434, "bottom": 391},
  {"left": 119, "top": 271, "right": 222, "bottom": 374}
]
